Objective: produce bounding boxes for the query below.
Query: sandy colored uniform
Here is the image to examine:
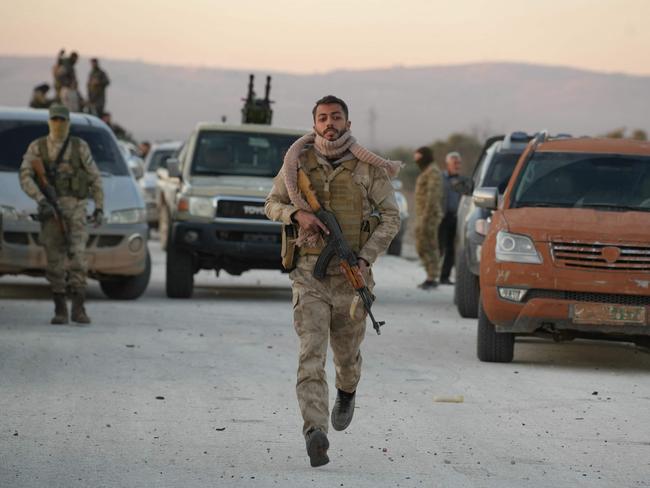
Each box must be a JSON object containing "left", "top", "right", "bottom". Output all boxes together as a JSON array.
[
  {"left": 265, "top": 146, "right": 400, "bottom": 435},
  {"left": 414, "top": 163, "right": 443, "bottom": 279},
  {"left": 19, "top": 136, "right": 103, "bottom": 293}
]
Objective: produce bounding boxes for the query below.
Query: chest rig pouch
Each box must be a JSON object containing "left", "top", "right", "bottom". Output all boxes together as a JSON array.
[
  {"left": 298, "top": 148, "right": 378, "bottom": 257},
  {"left": 38, "top": 137, "right": 90, "bottom": 199}
]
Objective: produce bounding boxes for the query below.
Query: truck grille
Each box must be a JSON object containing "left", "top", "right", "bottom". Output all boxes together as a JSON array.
[
  {"left": 551, "top": 241, "right": 650, "bottom": 272},
  {"left": 526, "top": 289, "right": 650, "bottom": 306},
  {"left": 216, "top": 199, "right": 269, "bottom": 221}
]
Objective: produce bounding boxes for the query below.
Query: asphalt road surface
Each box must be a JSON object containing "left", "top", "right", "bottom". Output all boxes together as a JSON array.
[{"left": 1, "top": 240, "right": 649, "bottom": 488}]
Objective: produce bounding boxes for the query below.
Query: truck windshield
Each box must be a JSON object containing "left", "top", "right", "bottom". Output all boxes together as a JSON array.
[
  {"left": 0, "top": 121, "right": 128, "bottom": 176},
  {"left": 191, "top": 130, "right": 302, "bottom": 177},
  {"left": 512, "top": 152, "right": 650, "bottom": 211},
  {"left": 148, "top": 149, "right": 176, "bottom": 171}
]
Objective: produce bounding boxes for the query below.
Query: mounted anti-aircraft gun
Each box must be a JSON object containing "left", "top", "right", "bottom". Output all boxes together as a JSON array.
[{"left": 241, "top": 74, "right": 273, "bottom": 125}]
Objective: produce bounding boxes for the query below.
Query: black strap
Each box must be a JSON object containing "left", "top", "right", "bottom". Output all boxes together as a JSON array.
[{"left": 46, "top": 136, "right": 70, "bottom": 188}]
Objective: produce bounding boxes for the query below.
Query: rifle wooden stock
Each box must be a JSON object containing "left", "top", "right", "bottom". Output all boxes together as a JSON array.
[
  {"left": 30, "top": 159, "right": 73, "bottom": 258},
  {"left": 297, "top": 169, "right": 322, "bottom": 212},
  {"left": 31, "top": 159, "right": 49, "bottom": 188}
]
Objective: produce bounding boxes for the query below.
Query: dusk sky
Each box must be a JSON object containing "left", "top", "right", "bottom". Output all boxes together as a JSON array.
[{"left": 2, "top": 0, "right": 649, "bottom": 75}]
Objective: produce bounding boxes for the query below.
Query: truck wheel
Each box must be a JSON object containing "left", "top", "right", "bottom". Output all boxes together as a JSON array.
[
  {"left": 387, "top": 235, "right": 403, "bottom": 256},
  {"left": 477, "top": 301, "right": 514, "bottom": 362},
  {"left": 455, "top": 254, "right": 479, "bottom": 318},
  {"left": 100, "top": 250, "right": 152, "bottom": 300},
  {"left": 166, "top": 242, "right": 194, "bottom": 298}
]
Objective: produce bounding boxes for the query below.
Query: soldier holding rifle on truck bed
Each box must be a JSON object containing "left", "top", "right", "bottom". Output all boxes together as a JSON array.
[
  {"left": 265, "top": 95, "right": 401, "bottom": 468},
  {"left": 19, "top": 104, "right": 104, "bottom": 325}
]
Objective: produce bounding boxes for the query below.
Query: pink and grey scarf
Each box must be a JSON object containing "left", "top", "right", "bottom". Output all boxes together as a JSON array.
[{"left": 281, "top": 130, "right": 402, "bottom": 246}]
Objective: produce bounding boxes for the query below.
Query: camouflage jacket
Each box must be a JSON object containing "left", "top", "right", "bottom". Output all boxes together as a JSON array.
[
  {"left": 265, "top": 148, "right": 400, "bottom": 267},
  {"left": 19, "top": 135, "right": 104, "bottom": 209},
  {"left": 414, "top": 163, "right": 443, "bottom": 230}
]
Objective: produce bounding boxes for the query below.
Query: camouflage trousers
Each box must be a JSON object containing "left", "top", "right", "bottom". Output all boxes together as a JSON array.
[
  {"left": 289, "top": 257, "right": 374, "bottom": 436},
  {"left": 415, "top": 222, "right": 441, "bottom": 279},
  {"left": 40, "top": 200, "right": 88, "bottom": 294}
]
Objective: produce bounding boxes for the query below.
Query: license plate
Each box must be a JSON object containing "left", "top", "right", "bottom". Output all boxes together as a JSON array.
[{"left": 571, "top": 303, "right": 646, "bottom": 326}]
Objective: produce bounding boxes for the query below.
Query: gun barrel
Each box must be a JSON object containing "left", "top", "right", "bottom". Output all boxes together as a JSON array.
[{"left": 264, "top": 76, "right": 272, "bottom": 102}]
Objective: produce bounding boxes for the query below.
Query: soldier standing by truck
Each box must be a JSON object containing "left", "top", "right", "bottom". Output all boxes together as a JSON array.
[
  {"left": 86, "top": 58, "right": 110, "bottom": 116},
  {"left": 265, "top": 95, "right": 401, "bottom": 468},
  {"left": 19, "top": 104, "right": 104, "bottom": 325},
  {"left": 413, "top": 146, "right": 443, "bottom": 289}
]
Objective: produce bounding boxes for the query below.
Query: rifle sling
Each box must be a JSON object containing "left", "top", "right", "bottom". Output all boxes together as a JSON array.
[{"left": 45, "top": 136, "right": 71, "bottom": 191}]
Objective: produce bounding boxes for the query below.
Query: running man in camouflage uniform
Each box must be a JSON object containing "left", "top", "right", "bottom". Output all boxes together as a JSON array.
[
  {"left": 413, "top": 146, "right": 443, "bottom": 289},
  {"left": 19, "top": 104, "right": 104, "bottom": 325},
  {"left": 265, "top": 95, "right": 400, "bottom": 467}
]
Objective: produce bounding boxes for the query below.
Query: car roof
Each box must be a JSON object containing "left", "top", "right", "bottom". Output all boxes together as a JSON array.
[
  {"left": 194, "top": 122, "right": 307, "bottom": 136},
  {"left": 538, "top": 137, "right": 650, "bottom": 156},
  {"left": 151, "top": 141, "right": 183, "bottom": 151},
  {"left": 0, "top": 106, "right": 108, "bottom": 128}
]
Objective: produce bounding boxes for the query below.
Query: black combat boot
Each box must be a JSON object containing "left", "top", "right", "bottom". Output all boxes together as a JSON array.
[
  {"left": 51, "top": 293, "right": 68, "bottom": 325},
  {"left": 305, "top": 428, "right": 329, "bottom": 467},
  {"left": 331, "top": 389, "right": 356, "bottom": 431},
  {"left": 70, "top": 289, "right": 91, "bottom": 324}
]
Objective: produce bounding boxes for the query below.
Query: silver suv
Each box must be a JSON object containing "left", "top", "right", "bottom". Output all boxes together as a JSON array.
[{"left": 0, "top": 107, "right": 151, "bottom": 299}]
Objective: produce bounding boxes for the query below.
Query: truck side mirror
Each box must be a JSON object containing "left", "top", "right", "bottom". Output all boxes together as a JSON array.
[
  {"left": 167, "top": 158, "right": 181, "bottom": 178},
  {"left": 473, "top": 187, "right": 498, "bottom": 210}
]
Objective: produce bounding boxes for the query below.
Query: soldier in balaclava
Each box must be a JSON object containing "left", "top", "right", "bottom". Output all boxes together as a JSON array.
[{"left": 19, "top": 104, "right": 104, "bottom": 325}]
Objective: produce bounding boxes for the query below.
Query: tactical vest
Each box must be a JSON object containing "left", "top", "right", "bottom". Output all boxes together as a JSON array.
[
  {"left": 300, "top": 149, "right": 364, "bottom": 253},
  {"left": 37, "top": 137, "right": 90, "bottom": 199}
]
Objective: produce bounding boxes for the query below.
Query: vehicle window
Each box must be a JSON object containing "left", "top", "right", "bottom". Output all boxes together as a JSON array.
[
  {"left": 191, "top": 130, "right": 301, "bottom": 177},
  {"left": 472, "top": 151, "right": 489, "bottom": 188},
  {"left": 512, "top": 152, "right": 650, "bottom": 211},
  {"left": 148, "top": 149, "right": 175, "bottom": 171},
  {"left": 482, "top": 152, "right": 521, "bottom": 193},
  {"left": 0, "top": 121, "right": 128, "bottom": 176}
]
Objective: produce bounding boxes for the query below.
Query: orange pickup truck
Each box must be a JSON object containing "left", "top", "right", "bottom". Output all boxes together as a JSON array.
[{"left": 475, "top": 134, "right": 650, "bottom": 362}]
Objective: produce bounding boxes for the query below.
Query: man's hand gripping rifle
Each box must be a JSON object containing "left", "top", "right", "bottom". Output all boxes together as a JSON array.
[
  {"left": 297, "top": 169, "right": 385, "bottom": 335},
  {"left": 31, "top": 159, "right": 73, "bottom": 258}
]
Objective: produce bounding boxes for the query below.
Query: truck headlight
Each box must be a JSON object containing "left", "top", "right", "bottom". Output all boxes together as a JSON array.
[
  {"left": 108, "top": 208, "right": 146, "bottom": 224},
  {"left": 495, "top": 231, "right": 542, "bottom": 264},
  {"left": 187, "top": 196, "right": 215, "bottom": 218}
]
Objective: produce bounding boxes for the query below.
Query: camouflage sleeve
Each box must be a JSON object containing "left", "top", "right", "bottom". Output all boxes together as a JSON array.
[
  {"left": 80, "top": 140, "right": 104, "bottom": 209},
  {"left": 358, "top": 167, "right": 401, "bottom": 265},
  {"left": 18, "top": 140, "right": 46, "bottom": 203},
  {"left": 425, "top": 168, "right": 443, "bottom": 225},
  {"left": 264, "top": 170, "right": 298, "bottom": 225}
]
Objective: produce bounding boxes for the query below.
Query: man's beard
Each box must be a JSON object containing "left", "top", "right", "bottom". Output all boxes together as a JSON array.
[{"left": 316, "top": 126, "right": 346, "bottom": 141}]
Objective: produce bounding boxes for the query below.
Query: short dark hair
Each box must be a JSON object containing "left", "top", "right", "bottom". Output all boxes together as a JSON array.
[{"left": 312, "top": 95, "right": 349, "bottom": 121}]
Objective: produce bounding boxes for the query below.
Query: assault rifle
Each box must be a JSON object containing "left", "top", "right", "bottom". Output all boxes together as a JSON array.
[
  {"left": 297, "top": 169, "right": 385, "bottom": 335},
  {"left": 31, "top": 158, "right": 72, "bottom": 258}
]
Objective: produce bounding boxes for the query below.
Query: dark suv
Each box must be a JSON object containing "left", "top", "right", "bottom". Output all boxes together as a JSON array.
[{"left": 453, "top": 132, "right": 532, "bottom": 318}]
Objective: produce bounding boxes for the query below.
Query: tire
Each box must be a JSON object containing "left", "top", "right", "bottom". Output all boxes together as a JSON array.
[
  {"left": 387, "top": 235, "right": 403, "bottom": 256},
  {"left": 158, "top": 203, "right": 170, "bottom": 251},
  {"left": 455, "top": 253, "right": 480, "bottom": 318},
  {"left": 477, "top": 301, "right": 515, "bottom": 363},
  {"left": 166, "top": 241, "right": 194, "bottom": 298},
  {"left": 100, "top": 250, "right": 152, "bottom": 300}
]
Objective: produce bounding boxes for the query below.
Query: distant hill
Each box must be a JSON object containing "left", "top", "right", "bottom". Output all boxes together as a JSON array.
[{"left": 1, "top": 56, "right": 649, "bottom": 149}]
